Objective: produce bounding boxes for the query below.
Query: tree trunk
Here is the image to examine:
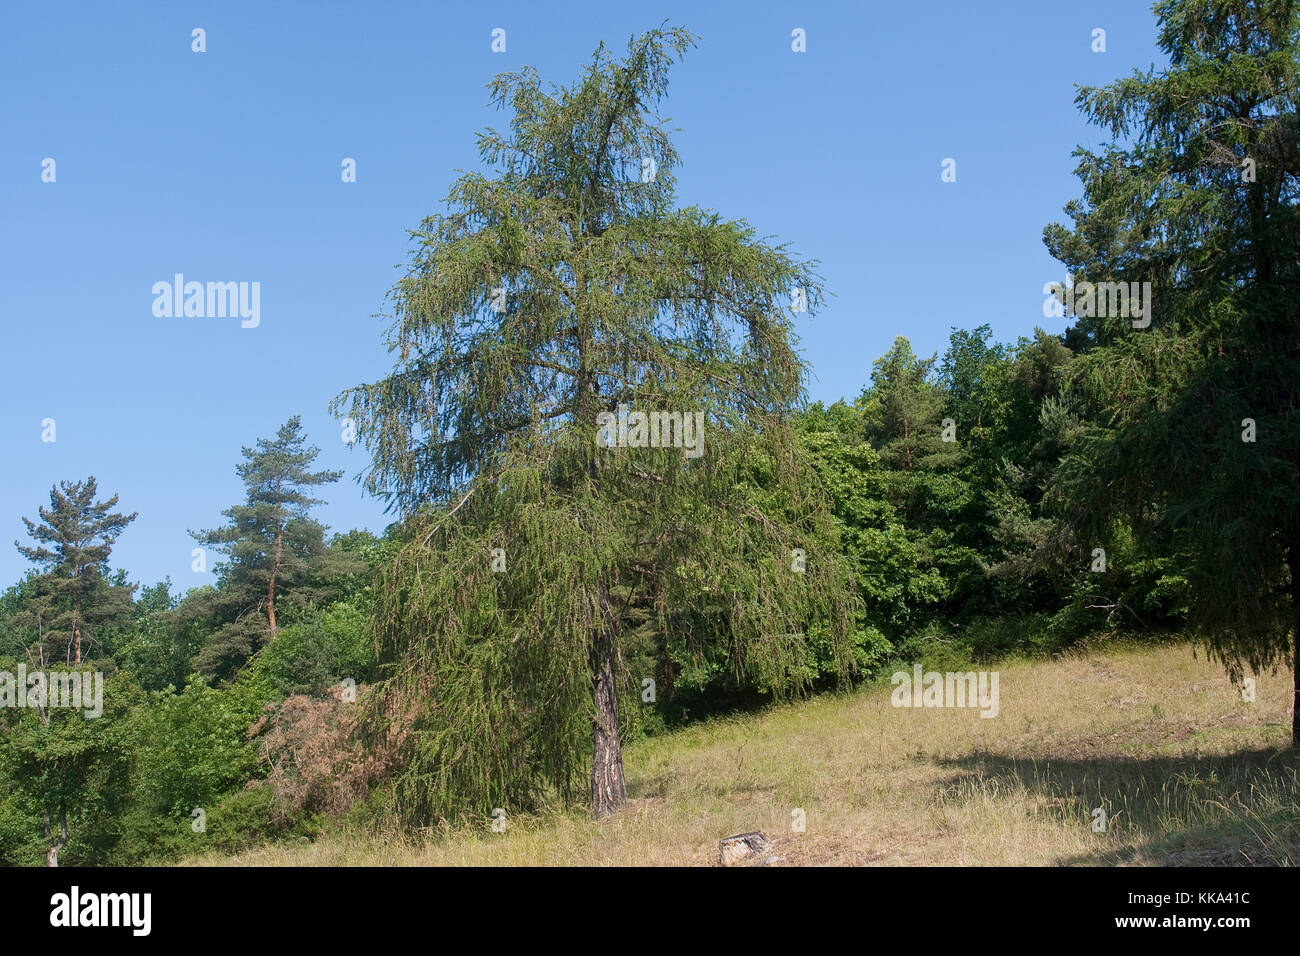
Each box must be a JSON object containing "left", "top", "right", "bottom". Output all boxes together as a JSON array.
[
  {"left": 590, "top": 581, "right": 627, "bottom": 818},
  {"left": 268, "top": 482, "right": 283, "bottom": 632},
  {"left": 73, "top": 579, "right": 86, "bottom": 664},
  {"left": 43, "top": 808, "right": 68, "bottom": 867},
  {"left": 573, "top": 270, "right": 626, "bottom": 817},
  {"left": 1291, "top": 546, "right": 1300, "bottom": 745},
  {"left": 268, "top": 519, "right": 282, "bottom": 632},
  {"left": 72, "top": 580, "right": 82, "bottom": 665},
  {"left": 266, "top": 574, "right": 277, "bottom": 631}
]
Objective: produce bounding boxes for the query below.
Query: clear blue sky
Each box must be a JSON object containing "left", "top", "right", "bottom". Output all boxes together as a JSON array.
[{"left": 0, "top": 0, "right": 1161, "bottom": 595}]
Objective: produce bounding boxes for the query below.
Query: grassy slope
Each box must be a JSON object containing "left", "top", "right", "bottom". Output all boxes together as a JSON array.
[{"left": 187, "top": 641, "right": 1299, "bottom": 866}]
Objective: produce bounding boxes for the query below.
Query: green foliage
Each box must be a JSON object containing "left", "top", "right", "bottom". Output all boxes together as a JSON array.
[
  {"left": 868, "top": 337, "right": 962, "bottom": 472},
  {"left": 0, "top": 664, "right": 142, "bottom": 865},
  {"left": 191, "top": 416, "right": 350, "bottom": 682},
  {"left": 0, "top": 790, "right": 42, "bottom": 865},
  {"left": 130, "top": 674, "right": 268, "bottom": 818},
  {"left": 252, "top": 600, "right": 374, "bottom": 697},
  {"left": 12, "top": 477, "right": 137, "bottom": 665},
  {"left": 334, "top": 25, "right": 859, "bottom": 822},
  {"left": 798, "top": 415, "right": 947, "bottom": 631},
  {"left": 957, "top": 614, "right": 1060, "bottom": 660},
  {"left": 1043, "top": 0, "right": 1300, "bottom": 696},
  {"left": 109, "top": 578, "right": 197, "bottom": 693},
  {"left": 108, "top": 781, "right": 311, "bottom": 864},
  {"left": 200, "top": 784, "right": 320, "bottom": 853}
]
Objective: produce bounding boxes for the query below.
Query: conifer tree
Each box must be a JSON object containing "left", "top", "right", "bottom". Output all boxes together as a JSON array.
[
  {"left": 14, "top": 478, "right": 137, "bottom": 664},
  {"left": 1044, "top": 0, "right": 1300, "bottom": 738},
  {"left": 192, "top": 416, "right": 343, "bottom": 680},
  {"left": 333, "top": 25, "right": 858, "bottom": 819},
  {"left": 865, "top": 337, "right": 962, "bottom": 472}
]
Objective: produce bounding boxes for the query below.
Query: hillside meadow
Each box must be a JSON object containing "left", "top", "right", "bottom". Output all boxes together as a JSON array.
[{"left": 185, "top": 640, "right": 1299, "bottom": 867}]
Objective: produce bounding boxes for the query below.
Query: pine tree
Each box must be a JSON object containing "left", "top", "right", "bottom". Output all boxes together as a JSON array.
[
  {"left": 332, "top": 25, "right": 858, "bottom": 820},
  {"left": 865, "top": 337, "right": 961, "bottom": 472},
  {"left": 14, "top": 478, "right": 137, "bottom": 664},
  {"left": 191, "top": 416, "right": 343, "bottom": 681},
  {"left": 1044, "top": 0, "right": 1300, "bottom": 738}
]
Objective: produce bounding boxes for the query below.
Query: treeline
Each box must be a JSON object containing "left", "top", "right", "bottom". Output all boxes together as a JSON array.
[
  {"left": 801, "top": 327, "right": 1190, "bottom": 671},
  {"left": 0, "top": 326, "right": 1182, "bottom": 866},
  {"left": 0, "top": 418, "right": 392, "bottom": 864}
]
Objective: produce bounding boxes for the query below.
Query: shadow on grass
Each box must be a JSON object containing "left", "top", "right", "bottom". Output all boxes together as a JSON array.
[{"left": 934, "top": 745, "right": 1300, "bottom": 866}]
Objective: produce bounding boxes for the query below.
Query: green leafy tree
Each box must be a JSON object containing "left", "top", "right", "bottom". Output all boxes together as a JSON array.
[
  {"left": 1044, "top": 0, "right": 1300, "bottom": 737},
  {"left": 975, "top": 332, "right": 1079, "bottom": 609},
  {"left": 799, "top": 401, "right": 946, "bottom": 633},
  {"left": 939, "top": 324, "right": 1007, "bottom": 460},
  {"left": 191, "top": 417, "right": 345, "bottom": 682},
  {"left": 333, "top": 25, "right": 858, "bottom": 820},
  {"left": 0, "top": 575, "right": 49, "bottom": 659},
  {"left": 14, "top": 478, "right": 137, "bottom": 665},
  {"left": 0, "top": 665, "right": 139, "bottom": 866},
  {"left": 130, "top": 674, "right": 266, "bottom": 819},
  {"left": 110, "top": 579, "right": 205, "bottom": 693}
]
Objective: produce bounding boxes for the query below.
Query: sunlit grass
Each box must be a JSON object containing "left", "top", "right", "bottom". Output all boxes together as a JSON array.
[{"left": 183, "top": 641, "right": 1298, "bottom": 866}]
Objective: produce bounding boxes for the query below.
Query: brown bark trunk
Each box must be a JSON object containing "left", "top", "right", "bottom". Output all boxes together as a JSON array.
[
  {"left": 44, "top": 808, "right": 68, "bottom": 867},
  {"left": 266, "top": 574, "right": 277, "bottom": 631},
  {"left": 268, "top": 504, "right": 282, "bottom": 632},
  {"left": 72, "top": 578, "right": 82, "bottom": 664},
  {"left": 71, "top": 588, "right": 81, "bottom": 664},
  {"left": 590, "top": 581, "right": 627, "bottom": 818},
  {"left": 1291, "top": 547, "right": 1300, "bottom": 745},
  {"left": 572, "top": 269, "right": 626, "bottom": 817}
]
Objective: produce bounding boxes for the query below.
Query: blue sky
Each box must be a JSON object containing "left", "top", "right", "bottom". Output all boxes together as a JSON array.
[{"left": 0, "top": 0, "right": 1162, "bottom": 594}]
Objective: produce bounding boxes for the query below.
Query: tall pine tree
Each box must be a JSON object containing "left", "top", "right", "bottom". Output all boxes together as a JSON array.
[
  {"left": 14, "top": 478, "right": 137, "bottom": 665},
  {"left": 191, "top": 416, "right": 344, "bottom": 681}
]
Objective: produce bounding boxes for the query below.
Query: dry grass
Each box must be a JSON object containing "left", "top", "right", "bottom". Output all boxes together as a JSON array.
[{"left": 184, "top": 640, "right": 1299, "bottom": 866}]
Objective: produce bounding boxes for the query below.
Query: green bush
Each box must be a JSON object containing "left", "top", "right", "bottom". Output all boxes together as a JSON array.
[
  {"left": 959, "top": 614, "right": 1059, "bottom": 659},
  {"left": 131, "top": 674, "right": 269, "bottom": 818},
  {"left": 253, "top": 601, "right": 374, "bottom": 697}
]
